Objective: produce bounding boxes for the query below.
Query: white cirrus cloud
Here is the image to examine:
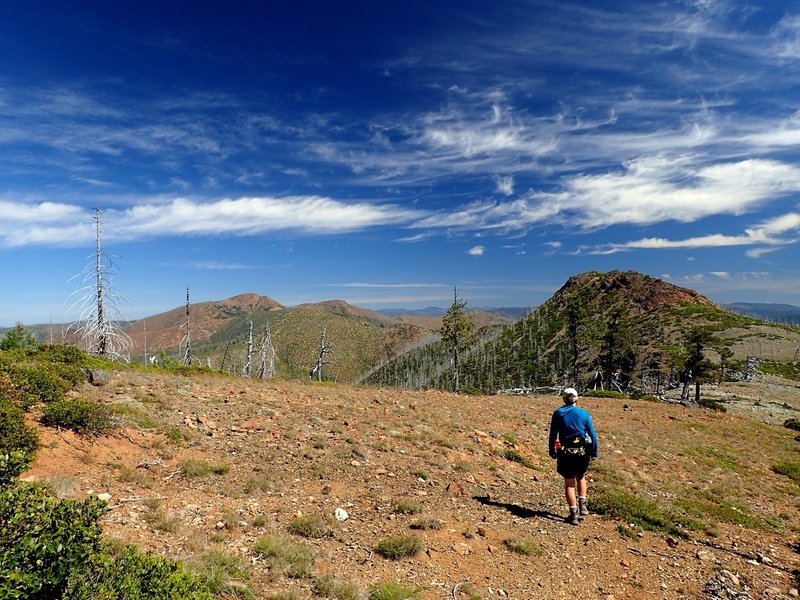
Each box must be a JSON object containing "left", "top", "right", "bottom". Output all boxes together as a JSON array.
[
  {"left": 468, "top": 245, "right": 485, "bottom": 256},
  {"left": 591, "top": 212, "right": 800, "bottom": 255}
]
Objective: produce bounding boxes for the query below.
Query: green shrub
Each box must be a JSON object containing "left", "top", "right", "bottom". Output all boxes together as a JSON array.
[
  {"left": 771, "top": 462, "right": 800, "bottom": 483},
  {"left": 698, "top": 397, "right": 727, "bottom": 412},
  {"left": 394, "top": 499, "right": 423, "bottom": 515},
  {"left": 288, "top": 514, "right": 330, "bottom": 539},
  {"left": 180, "top": 458, "right": 212, "bottom": 477},
  {"left": 4, "top": 363, "right": 73, "bottom": 408},
  {"left": 409, "top": 517, "right": 442, "bottom": 530},
  {"left": 582, "top": 389, "right": 626, "bottom": 399},
  {"left": 313, "top": 574, "right": 364, "bottom": 600},
  {"left": 252, "top": 534, "right": 316, "bottom": 579},
  {"left": 0, "top": 451, "right": 33, "bottom": 487},
  {"left": 503, "top": 449, "right": 535, "bottom": 469},
  {"left": 0, "top": 400, "right": 40, "bottom": 454},
  {"left": 41, "top": 398, "right": 113, "bottom": 435},
  {"left": 188, "top": 550, "right": 254, "bottom": 598},
  {"left": 64, "top": 544, "right": 214, "bottom": 599},
  {"left": 0, "top": 483, "right": 106, "bottom": 598},
  {"left": 784, "top": 419, "right": 800, "bottom": 432},
  {"left": 503, "top": 536, "right": 543, "bottom": 556},
  {"left": 591, "top": 489, "right": 699, "bottom": 537},
  {"left": 369, "top": 581, "right": 421, "bottom": 600},
  {"left": 375, "top": 536, "right": 423, "bottom": 560},
  {"left": 616, "top": 523, "right": 639, "bottom": 541}
]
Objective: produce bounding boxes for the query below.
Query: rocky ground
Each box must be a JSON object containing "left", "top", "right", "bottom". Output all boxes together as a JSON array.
[{"left": 23, "top": 370, "right": 800, "bottom": 599}]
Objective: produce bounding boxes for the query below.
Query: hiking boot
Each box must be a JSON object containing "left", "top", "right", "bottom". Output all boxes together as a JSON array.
[
  {"left": 578, "top": 501, "right": 589, "bottom": 517},
  {"left": 565, "top": 513, "right": 580, "bottom": 526}
]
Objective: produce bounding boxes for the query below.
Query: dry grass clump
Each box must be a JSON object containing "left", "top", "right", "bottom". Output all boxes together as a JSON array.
[
  {"left": 375, "top": 536, "right": 423, "bottom": 560},
  {"left": 503, "top": 536, "right": 543, "bottom": 556},
  {"left": 288, "top": 514, "right": 330, "bottom": 539},
  {"left": 252, "top": 534, "right": 316, "bottom": 579},
  {"left": 313, "top": 574, "right": 365, "bottom": 600}
]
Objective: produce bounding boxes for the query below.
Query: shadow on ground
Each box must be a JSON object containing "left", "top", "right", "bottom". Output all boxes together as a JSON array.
[{"left": 473, "top": 495, "right": 564, "bottom": 522}]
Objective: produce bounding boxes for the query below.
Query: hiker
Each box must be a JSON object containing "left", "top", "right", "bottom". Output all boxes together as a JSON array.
[{"left": 548, "top": 387, "right": 598, "bottom": 525}]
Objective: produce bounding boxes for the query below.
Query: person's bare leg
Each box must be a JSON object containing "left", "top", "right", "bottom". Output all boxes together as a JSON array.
[
  {"left": 577, "top": 476, "right": 589, "bottom": 516},
  {"left": 564, "top": 477, "right": 577, "bottom": 507},
  {"left": 563, "top": 477, "right": 579, "bottom": 524}
]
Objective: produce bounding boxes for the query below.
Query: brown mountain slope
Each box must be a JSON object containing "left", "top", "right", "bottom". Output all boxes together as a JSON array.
[
  {"left": 24, "top": 370, "right": 800, "bottom": 599},
  {"left": 125, "top": 293, "right": 283, "bottom": 355},
  {"left": 553, "top": 270, "right": 714, "bottom": 315},
  {"left": 295, "top": 299, "right": 397, "bottom": 324}
]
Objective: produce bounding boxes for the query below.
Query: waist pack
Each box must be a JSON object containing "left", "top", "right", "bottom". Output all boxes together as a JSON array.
[{"left": 559, "top": 435, "right": 587, "bottom": 457}]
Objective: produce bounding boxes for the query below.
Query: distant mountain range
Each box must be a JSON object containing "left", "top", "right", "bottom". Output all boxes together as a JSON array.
[{"left": 722, "top": 302, "right": 800, "bottom": 326}]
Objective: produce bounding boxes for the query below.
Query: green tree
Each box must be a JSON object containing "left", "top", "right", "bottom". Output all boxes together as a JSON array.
[
  {"left": 564, "top": 286, "right": 597, "bottom": 387},
  {"left": 0, "top": 322, "right": 38, "bottom": 351},
  {"left": 597, "top": 306, "right": 638, "bottom": 391},
  {"left": 680, "top": 327, "right": 715, "bottom": 403},
  {"left": 440, "top": 287, "right": 477, "bottom": 392}
]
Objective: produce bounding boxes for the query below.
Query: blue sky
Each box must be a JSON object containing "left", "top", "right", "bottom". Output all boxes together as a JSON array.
[{"left": 2, "top": 0, "right": 800, "bottom": 326}]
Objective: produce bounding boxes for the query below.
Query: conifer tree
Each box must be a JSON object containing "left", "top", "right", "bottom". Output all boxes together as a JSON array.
[{"left": 440, "top": 287, "right": 477, "bottom": 392}]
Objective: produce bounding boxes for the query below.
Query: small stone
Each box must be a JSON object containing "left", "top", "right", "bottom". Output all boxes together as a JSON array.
[
  {"left": 620, "top": 559, "right": 630, "bottom": 568},
  {"left": 334, "top": 507, "right": 349, "bottom": 521},
  {"left": 476, "top": 526, "right": 488, "bottom": 537},
  {"left": 788, "top": 588, "right": 798, "bottom": 597},
  {"left": 215, "top": 521, "right": 226, "bottom": 530},
  {"left": 350, "top": 460, "right": 361, "bottom": 467},
  {"left": 696, "top": 550, "right": 711, "bottom": 561},
  {"left": 758, "top": 554, "right": 772, "bottom": 565},
  {"left": 97, "top": 493, "right": 112, "bottom": 502},
  {"left": 718, "top": 570, "right": 739, "bottom": 588}
]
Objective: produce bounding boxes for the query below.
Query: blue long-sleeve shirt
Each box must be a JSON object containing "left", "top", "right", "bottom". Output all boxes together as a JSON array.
[{"left": 548, "top": 404, "right": 598, "bottom": 458}]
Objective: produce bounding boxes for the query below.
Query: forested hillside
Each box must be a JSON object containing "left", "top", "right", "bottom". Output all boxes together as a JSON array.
[{"left": 363, "top": 270, "right": 800, "bottom": 393}]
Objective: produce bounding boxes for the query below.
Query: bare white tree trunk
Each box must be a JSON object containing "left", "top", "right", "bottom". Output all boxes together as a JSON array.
[
  {"left": 242, "top": 320, "right": 253, "bottom": 377},
  {"left": 257, "top": 322, "right": 276, "bottom": 379},
  {"left": 67, "top": 205, "right": 131, "bottom": 361},
  {"left": 310, "top": 326, "right": 333, "bottom": 381},
  {"left": 181, "top": 287, "right": 195, "bottom": 366}
]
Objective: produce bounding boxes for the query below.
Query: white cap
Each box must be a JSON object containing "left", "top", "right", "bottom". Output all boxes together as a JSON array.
[{"left": 562, "top": 387, "right": 578, "bottom": 403}]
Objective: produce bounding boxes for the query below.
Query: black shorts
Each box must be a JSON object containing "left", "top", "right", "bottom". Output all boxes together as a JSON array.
[{"left": 556, "top": 452, "right": 590, "bottom": 479}]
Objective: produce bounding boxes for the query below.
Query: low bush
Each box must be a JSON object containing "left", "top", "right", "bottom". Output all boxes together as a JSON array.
[
  {"left": 409, "top": 517, "right": 442, "bottom": 530},
  {"left": 698, "top": 397, "right": 727, "bottom": 412},
  {"left": 0, "top": 400, "right": 40, "bottom": 454},
  {"left": 784, "top": 418, "right": 800, "bottom": 432},
  {"left": 771, "top": 462, "right": 800, "bottom": 483},
  {"left": 313, "top": 574, "right": 364, "bottom": 600},
  {"left": 375, "top": 536, "right": 423, "bottom": 560},
  {"left": 394, "top": 499, "right": 423, "bottom": 515},
  {"left": 369, "top": 581, "right": 421, "bottom": 600},
  {"left": 64, "top": 545, "right": 213, "bottom": 599},
  {"left": 288, "top": 514, "right": 330, "bottom": 539},
  {"left": 591, "top": 489, "right": 700, "bottom": 538},
  {"left": 252, "top": 534, "right": 316, "bottom": 579},
  {"left": 503, "top": 449, "right": 535, "bottom": 469},
  {"left": 0, "top": 483, "right": 106, "bottom": 598},
  {"left": 41, "top": 398, "right": 113, "bottom": 435},
  {"left": 188, "top": 549, "right": 254, "bottom": 598},
  {"left": 503, "top": 536, "right": 543, "bottom": 556},
  {"left": 582, "top": 389, "right": 626, "bottom": 399}
]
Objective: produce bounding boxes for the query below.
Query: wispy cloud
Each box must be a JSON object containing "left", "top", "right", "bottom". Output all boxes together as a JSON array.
[
  {"left": 591, "top": 212, "right": 800, "bottom": 255},
  {"left": 467, "top": 245, "right": 485, "bottom": 256}
]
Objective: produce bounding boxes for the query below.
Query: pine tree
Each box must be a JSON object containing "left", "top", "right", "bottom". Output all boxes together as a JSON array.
[
  {"left": 440, "top": 287, "right": 477, "bottom": 392},
  {"left": 0, "top": 322, "right": 37, "bottom": 350}
]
